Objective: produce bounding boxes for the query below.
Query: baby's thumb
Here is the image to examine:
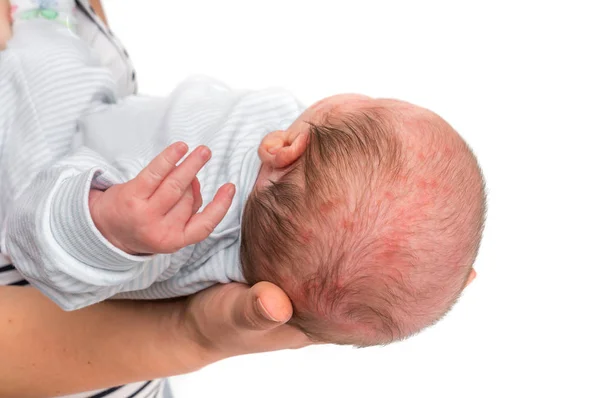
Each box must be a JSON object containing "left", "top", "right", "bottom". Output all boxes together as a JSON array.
[{"left": 234, "top": 281, "right": 294, "bottom": 331}]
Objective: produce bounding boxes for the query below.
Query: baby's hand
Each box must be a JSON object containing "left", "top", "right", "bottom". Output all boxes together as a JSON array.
[{"left": 88, "top": 142, "right": 236, "bottom": 255}]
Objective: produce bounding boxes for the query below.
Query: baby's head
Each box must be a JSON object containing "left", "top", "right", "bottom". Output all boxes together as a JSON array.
[{"left": 240, "top": 94, "right": 486, "bottom": 346}]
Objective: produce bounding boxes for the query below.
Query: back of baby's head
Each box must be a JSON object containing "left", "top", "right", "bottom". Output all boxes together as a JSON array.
[{"left": 241, "top": 100, "right": 486, "bottom": 347}]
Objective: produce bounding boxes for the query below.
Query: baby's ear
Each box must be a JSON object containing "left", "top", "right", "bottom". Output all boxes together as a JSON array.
[
  {"left": 259, "top": 130, "right": 309, "bottom": 169},
  {"left": 465, "top": 269, "right": 477, "bottom": 287}
]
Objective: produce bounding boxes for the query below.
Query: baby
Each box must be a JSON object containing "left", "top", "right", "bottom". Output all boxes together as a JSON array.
[{"left": 1, "top": 0, "right": 486, "bottom": 346}]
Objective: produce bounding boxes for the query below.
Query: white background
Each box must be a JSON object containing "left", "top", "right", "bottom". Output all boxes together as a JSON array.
[{"left": 104, "top": 1, "right": 599, "bottom": 397}]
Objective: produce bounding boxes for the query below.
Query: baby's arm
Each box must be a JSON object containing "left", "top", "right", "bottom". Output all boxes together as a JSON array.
[
  {"left": 88, "top": 142, "right": 235, "bottom": 256},
  {"left": 1, "top": 5, "right": 234, "bottom": 310},
  {"left": 5, "top": 140, "right": 234, "bottom": 310}
]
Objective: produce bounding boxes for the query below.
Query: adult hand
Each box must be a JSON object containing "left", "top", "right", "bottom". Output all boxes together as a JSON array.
[
  {"left": 0, "top": 281, "right": 311, "bottom": 397},
  {"left": 178, "top": 281, "right": 312, "bottom": 367}
]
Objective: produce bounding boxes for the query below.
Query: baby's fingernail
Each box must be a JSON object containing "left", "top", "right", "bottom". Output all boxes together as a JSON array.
[
  {"left": 173, "top": 142, "right": 187, "bottom": 154},
  {"left": 199, "top": 147, "right": 211, "bottom": 160},
  {"left": 257, "top": 298, "right": 280, "bottom": 322},
  {"left": 227, "top": 184, "right": 236, "bottom": 196}
]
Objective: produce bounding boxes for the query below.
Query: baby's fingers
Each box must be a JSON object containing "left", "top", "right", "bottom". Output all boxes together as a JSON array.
[
  {"left": 191, "top": 176, "right": 202, "bottom": 215},
  {"left": 184, "top": 183, "right": 236, "bottom": 245},
  {"left": 131, "top": 142, "right": 188, "bottom": 198},
  {"left": 150, "top": 146, "right": 211, "bottom": 214}
]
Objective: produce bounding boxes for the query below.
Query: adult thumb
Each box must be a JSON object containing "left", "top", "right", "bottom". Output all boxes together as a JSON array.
[{"left": 233, "top": 281, "right": 294, "bottom": 331}]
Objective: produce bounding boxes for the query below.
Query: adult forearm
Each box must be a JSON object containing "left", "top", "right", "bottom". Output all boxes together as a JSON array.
[
  {"left": 89, "top": 0, "right": 108, "bottom": 25},
  {"left": 0, "top": 286, "right": 207, "bottom": 398}
]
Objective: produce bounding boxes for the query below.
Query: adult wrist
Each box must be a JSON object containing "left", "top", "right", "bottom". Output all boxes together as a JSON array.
[{"left": 165, "top": 297, "right": 224, "bottom": 373}]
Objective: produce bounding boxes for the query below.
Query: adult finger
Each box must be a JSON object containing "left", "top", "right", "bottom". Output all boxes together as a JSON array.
[
  {"left": 258, "top": 323, "right": 314, "bottom": 351},
  {"left": 183, "top": 183, "right": 235, "bottom": 245},
  {"left": 130, "top": 142, "right": 188, "bottom": 199},
  {"left": 232, "top": 281, "right": 294, "bottom": 331}
]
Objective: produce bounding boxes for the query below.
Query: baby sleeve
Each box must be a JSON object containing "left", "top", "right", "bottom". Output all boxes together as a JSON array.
[{"left": 0, "top": 20, "right": 177, "bottom": 310}]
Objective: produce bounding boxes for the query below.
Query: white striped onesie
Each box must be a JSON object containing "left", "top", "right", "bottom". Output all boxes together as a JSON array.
[{"left": 0, "top": 18, "right": 304, "bottom": 312}]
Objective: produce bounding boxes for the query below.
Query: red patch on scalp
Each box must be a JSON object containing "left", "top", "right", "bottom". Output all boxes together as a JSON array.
[
  {"left": 384, "top": 191, "right": 395, "bottom": 201},
  {"left": 300, "top": 229, "right": 314, "bottom": 244},
  {"left": 320, "top": 202, "right": 332, "bottom": 213},
  {"left": 416, "top": 178, "right": 440, "bottom": 191},
  {"left": 375, "top": 249, "right": 396, "bottom": 263},
  {"left": 417, "top": 152, "right": 426, "bottom": 161},
  {"left": 342, "top": 219, "right": 355, "bottom": 232},
  {"left": 373, "top": 235, "right": 405, "bottom": 264},
  {"left": 320, "top": 199, "right": 342, "bottom": 214}
]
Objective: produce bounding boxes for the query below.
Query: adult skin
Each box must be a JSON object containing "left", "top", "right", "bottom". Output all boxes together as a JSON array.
[
  {"left": 0, "top": 2, "right": 310, "bottom": 396},
  {"left": 0, "top": 281, "right": 309, "bottom": 397},
  {"left": 89, "top": 0, "right": 108, "bottom": 24}
]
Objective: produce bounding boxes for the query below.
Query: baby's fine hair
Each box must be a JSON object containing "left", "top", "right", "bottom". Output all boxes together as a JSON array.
[{"left": 241, "top": 102, "right": 486, "bottom": 347}]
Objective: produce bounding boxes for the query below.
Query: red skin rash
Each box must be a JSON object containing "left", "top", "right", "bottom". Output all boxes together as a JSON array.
[
  {"left": 416, "top": 177, "right": 440, "bottom": 191},
  {"left": 375, "top": 249, "right": 396, "bottom": 263},
  {"left": 319, "top": 199, "right": 343, "bottom": 214},
  {"left": 384, "top": 191, "right": 395, "bottom": 201},
  {"left": 300, "top": 229, "right": 314, "bottom": 244},
  {"left": 342, "top": 219, "right": 355, "bottom": 232},
  {"left": 416, "top": 179, "right": 428, "bottom": 190},
  {"left": 373, "top": 233, "right": 409, "bottom": 265},
  {"left": 320, "top": 202, "right": 334, "bottom": 213}
]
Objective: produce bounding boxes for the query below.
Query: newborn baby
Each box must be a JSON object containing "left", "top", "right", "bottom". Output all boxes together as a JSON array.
[
  {"left": 1, "top": 1, "right": 485, "bottom": 346},
  {"left": 243, "top": 99, "right": 485, "bottom": 345}
]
